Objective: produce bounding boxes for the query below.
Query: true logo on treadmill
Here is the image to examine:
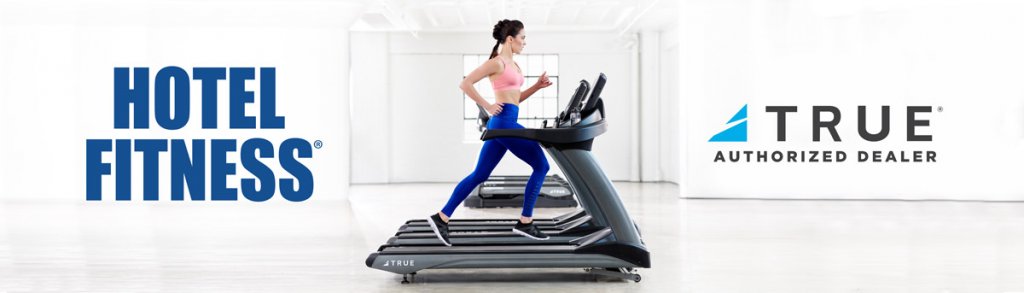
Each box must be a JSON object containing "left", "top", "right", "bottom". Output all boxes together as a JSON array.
[{"left": 383, "top": 260, "right": 415, "bottom": 267}]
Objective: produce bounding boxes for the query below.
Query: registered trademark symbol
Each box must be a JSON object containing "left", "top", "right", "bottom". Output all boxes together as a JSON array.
[
  {"left": 937, "top": 106, "right": 943, "bottom": 112},
  {"left": 314, "top": 140, "right": 323, "bottom": 149}
]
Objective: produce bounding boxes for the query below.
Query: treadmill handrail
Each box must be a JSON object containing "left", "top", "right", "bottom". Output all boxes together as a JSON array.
[{"left": 480, "top": 119, "right": 607, "bottom": 144}]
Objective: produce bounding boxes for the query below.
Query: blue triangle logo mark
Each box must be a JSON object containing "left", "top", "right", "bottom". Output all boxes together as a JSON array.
[{"left": 709, "top": 104, "right": 748, "bottom": 142}]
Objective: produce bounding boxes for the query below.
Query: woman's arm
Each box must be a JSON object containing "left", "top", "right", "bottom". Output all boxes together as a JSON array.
[
  {"left": 519, "top": 84, "right": 541, "bottom": 103},
  {"left": 460, "top": 59, "right": 502, "bottom": 115},
  {"left": 519, "top": 71, "right": 553, "bottom": 103}
]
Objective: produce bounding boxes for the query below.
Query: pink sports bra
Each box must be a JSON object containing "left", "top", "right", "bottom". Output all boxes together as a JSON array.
[{"left": 490, "top": 57, "right": 525, "bottom": 92}]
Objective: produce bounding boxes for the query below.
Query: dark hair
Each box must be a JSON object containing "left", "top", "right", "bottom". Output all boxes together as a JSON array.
[{"left": 490, "top": 19, "right": 524, "bottom": 59}]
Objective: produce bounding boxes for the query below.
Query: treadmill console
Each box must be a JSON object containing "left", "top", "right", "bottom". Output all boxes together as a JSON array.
[
  {"left": 551, "top": 73, "right": 606, "bottom": 128},
  {"left": 555, "top": 79, "right": 590, "bottom": 128}
]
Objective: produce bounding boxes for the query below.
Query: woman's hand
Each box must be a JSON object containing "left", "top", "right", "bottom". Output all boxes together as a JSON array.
[
  {"left": 484, "top": 103, "right": 503, "bottom": 116},
  {"left": 534, "top": 71, "right": 553, "bottom": 89}
]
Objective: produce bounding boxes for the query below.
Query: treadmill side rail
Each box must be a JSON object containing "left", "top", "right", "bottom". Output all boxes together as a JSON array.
[{"left": 366, "top": 252, "right": 637, "bottom": 275}]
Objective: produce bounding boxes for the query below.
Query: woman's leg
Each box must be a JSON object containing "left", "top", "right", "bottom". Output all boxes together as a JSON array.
[
  {"left": 439, "top": 139, "right": 508, "bottom": 217},
  {"left": 495, "top": 136, "right": 550, "bottom": 218}
]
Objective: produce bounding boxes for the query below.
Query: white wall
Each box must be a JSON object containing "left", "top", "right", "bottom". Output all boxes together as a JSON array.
[
  {"left": 0, "top": 0, "right": 363, "bottom": 200},
  {"left": 349, "top": 33, "right": 392, "bottom": 184},
  {"left": 679, "top": 0, "right": 1024, "bottom": 200},
  {"left": 350, "top": 31, "right": 637, "bottom": 183},
  {"left": 638, "top": 31, "right": 660, "bottom": 182},
  {"left": 658, "top": 27, "right": 681, "bottom": 184},
  {"left": 636, "top": 27, "right": 682, "bottom": 184}
]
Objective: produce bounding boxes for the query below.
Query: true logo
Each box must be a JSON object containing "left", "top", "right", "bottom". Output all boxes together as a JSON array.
[
  {"left": 708, "top": 104, "right": 938, "bottom": 163},
  {"left": 382, "top": 259, "right": 415, "bottom": 267},
  {"left": 709, "top": 104, "right": 748, "bottom": 142}
]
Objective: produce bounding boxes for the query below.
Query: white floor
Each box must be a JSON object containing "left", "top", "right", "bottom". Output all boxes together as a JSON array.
[{"left": 1, "top": 182, "right": 1023, "bottom": 292}]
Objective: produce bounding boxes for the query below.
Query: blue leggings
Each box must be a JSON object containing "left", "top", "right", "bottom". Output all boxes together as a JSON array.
[{"left": 441, "top": 104, "right": 549, "bottom": 217}]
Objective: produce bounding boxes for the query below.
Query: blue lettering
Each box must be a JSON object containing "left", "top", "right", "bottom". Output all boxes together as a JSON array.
[
  {"left": 86, "top": 139, "right": 112, "bottom": 200},
  {"left": 193, "top": 67, "right": 225, "bottom": 129},
  {"left": 260, "top": 68, "right": 284, "bottom": 129},
  {"left": 135, "top": 139, "right": 168, "bottom": 200},
  {"left": 229, "top": 67, "right": 256, "bottom": 129},
  {"left": 279, "top": 138, "right": 314, "bottom": 202},
  {"left": 171, "top": 139, "right": 205, "bottom": 201},
  {"left": 241, "top": 138, "right": 276, "bottom": 202},
  {"left": 154, "top": 66, "right": 190, "bottom": 130},
  {"left": 96, "top": 67, "right": 314, "bottom": 202},
  {"left": 115, "top": 139, "right": 132, "bottom": 200},
  {"left": 114, "top": 68, "right": 149, "bottom": 129},
  {"left": 211, "top": 139, "right": 238, "bottom": 201}
]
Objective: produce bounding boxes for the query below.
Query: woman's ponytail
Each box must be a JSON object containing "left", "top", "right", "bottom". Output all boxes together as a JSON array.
[{"left": 489, "top": 40, "right": 501, "bottom": 59}]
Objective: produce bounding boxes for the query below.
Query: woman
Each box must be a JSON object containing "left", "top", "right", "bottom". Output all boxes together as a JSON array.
[{"left": 426, "top": 19, "right": 554, "bottom": 246}]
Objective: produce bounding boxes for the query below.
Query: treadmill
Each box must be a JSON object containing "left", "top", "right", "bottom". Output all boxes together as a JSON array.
[
  {"left": 463, "top": 174, "right": 577, "bottom": 208},
  {"left": 366, "top": 73, "right": 649, "bottom": 283},
  {"left": 396, "top": 78, "right": 603, "bottom": 234}
]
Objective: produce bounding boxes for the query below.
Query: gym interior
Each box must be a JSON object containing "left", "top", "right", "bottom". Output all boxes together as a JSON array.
[{"left": 1, "top": 0, "right": 1023, "bottom": 292}]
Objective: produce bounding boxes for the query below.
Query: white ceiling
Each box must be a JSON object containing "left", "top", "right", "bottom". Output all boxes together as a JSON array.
[{"left": 351, "top": 0, "right": 677, "bottom": 34}]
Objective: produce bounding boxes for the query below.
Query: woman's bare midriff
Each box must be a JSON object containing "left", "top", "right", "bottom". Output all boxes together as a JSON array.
[{"left": 494, "top": 90, "right": 521, "bottom": 106}]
